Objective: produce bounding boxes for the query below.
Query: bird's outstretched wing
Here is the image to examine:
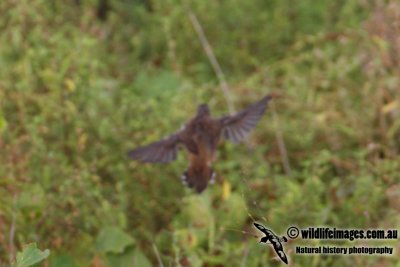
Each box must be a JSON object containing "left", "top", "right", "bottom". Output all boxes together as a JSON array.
[
  {"left": 128, "top": 133, "right": 181, "bottom": 163},
  {"left": 254, "top": 222, "right": 276, "bottom": 239},
  {"left": 219, "top": 95, "right": 272, "bottom": 143},
  {"left": 254, "top": 222, "right": 270, "bottom": 234}
]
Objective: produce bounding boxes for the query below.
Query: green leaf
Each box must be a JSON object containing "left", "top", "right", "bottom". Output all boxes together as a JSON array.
[
  {"left": 95, "top": 226, "right": 135, "bottom": 254},
  {"left": 14, "top": 243, "right": 50, "bottom": 267},
  {"left": 132, "top": 248, "right": 152, "bottom": 267},
  {"left": 0, "top": 112, "right": 6, "bottom": 133},
  {"left": 49, "top": 253, "right": 77, "bottom": 267},
  {"left": 107, "top": 247, "right": 152, "bottom": 267}
]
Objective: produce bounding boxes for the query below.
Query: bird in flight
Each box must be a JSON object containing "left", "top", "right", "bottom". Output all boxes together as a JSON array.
[
  {"left": 129, "top": 94, "right": 272, "bottom": 193},
  {"left": 254, "top": 222, "right": 288, "bottom": 264}
]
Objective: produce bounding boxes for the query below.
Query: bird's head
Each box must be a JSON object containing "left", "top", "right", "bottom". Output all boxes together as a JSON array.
[{"left": 197, "top": 104, "right": 210, "bottom": 116}]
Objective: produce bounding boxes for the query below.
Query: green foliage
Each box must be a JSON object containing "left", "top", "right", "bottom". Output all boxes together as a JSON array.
[
  {"left": 0, "top": 111, "right": 6, "bottom": 133},
  {"left": 13, "top": 243, "right": 49, "bottom": 267},
  {"left": 106, "top": 247, "right": 152, "bottom": 267},
  {"left": 95, "top": 226, "right": 135, "bottom": 254},
  {"left": 0, "top": 0, "right": 399, "bottom": 266}
]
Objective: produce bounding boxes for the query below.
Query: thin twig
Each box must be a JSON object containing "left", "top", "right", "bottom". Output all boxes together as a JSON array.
[
  {"left": 271, "top": 101, "right": 291, "bottom": 176},
  {"left": 185, "top": 5, "right": 235, "bottom": 114},
  {"left": 240, "top": 244, "right": 250, "bottom": 267},
  {"left": 152, "top": 243, "right": 164, "bottom": 267},
  {"left": 9, "top": 193, "right": 17, "bottom": 264}
]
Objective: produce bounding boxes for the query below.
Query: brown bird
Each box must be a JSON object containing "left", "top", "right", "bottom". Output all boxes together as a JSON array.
[{"left": 129, "top": 94, "right": 272, "bottom": 193}]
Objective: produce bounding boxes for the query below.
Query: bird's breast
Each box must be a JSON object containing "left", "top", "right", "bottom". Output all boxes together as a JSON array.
[{"left": 197, "top": 120, "right": 222, "bottom": 150}]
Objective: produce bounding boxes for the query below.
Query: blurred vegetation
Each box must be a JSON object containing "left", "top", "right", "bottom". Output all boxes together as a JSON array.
[
  {"left": 13, "top": 243, "right": 50, "bottom": 267},
  {"left": 0, "top": 0, "right": 399, "bottom": 266}
]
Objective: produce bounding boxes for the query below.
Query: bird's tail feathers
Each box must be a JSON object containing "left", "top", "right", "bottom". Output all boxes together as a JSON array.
[{"left": 181, "top": 167, "right": 215, "bottom": 193}]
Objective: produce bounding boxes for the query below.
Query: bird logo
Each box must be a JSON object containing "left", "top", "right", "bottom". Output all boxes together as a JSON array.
[
  {"left": 254, "top": 222, "right": 288, "bottom": 264},
  {"left": 129, "top": 95, "right": 272, "bottom": 193}
]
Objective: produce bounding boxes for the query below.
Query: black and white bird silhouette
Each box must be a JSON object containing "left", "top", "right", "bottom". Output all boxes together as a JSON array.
[{"left": 254, "top": 222, "right": 288, "bottom": 264}]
